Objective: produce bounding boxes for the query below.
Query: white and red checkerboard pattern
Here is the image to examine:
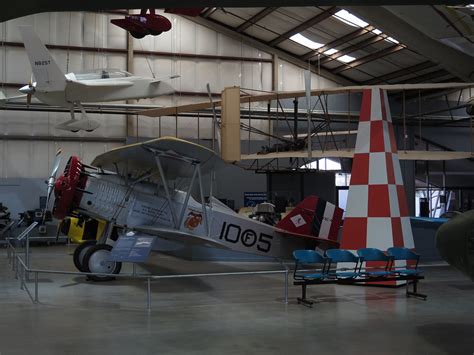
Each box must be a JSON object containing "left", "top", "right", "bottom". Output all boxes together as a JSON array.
[{"left": 341, "top": 88, "right": 414, "bottom": 254}]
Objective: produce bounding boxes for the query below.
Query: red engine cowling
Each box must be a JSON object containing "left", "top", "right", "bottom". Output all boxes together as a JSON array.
[{"left": 52, "top": 156, "right": 88, "bottom": 219}]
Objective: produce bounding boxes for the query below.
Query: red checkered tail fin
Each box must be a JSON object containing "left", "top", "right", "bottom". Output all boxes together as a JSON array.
[{"left": 275, "top": 196, "right": 343, "bottom": 242}]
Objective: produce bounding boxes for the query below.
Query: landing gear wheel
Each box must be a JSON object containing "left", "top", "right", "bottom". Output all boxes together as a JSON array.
[
  {"left": 73, "top": 240, "right": 97, "bottom": 272},
  {"left": 83, "top": 244, "right": 122, "bottom": 281},
  {"left": 130, "top": 31, "right": 146, "bottom": 39},
  {"left": 85, "top": 130, "right": 94, "bottom": 132},
  {"left": 150, "top": 30, "right": 162, "bottom": 36},
  {"left": 70, "top": 129, "right": 79, "bottom": 133}
]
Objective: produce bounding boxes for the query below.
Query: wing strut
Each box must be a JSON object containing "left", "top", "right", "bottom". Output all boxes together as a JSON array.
[{"left": 154, "top": 155, "right": 178, "bottom": 228}]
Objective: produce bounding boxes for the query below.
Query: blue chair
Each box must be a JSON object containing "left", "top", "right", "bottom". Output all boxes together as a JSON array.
[
  {"left": 325, "top": 249, "right": 361, "bottom": 279},
  {"left": 387, "top": 247, "right": 421, "bottom": 276},
  {"left": 357, "top": 248, "right": 393, "bottom": 277},
  {"left": 292, "top": 250, "right": 329, "bottom": 281}
]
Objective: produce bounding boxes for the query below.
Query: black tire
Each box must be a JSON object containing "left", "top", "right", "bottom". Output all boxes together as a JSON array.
[
  {"left": 70, "top": 129, "right": 79, "bottom": 133},
  {"left": 150, "top": 30, "right": 162, "bottom": 36},
  {"left": 73, "top": 240, "right": 97, "bottom": 272},
  {"left": 83, "top": 244, "right": 122, "bottom": 282},
  {"left": 130, "top": 31, "right": 146, "bottom": 39}
]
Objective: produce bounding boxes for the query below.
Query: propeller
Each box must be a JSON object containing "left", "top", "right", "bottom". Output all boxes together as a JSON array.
[
  {"left": 19, "top": 74, "right": 35, "bottom": 107},
  {"left": 43, "top": 149, "right": 62, "bottom": 223}
]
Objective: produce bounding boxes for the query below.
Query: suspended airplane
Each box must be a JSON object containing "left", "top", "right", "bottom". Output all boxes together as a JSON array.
[
  {"left": 2, "top": 26, "right": 177, "bottom": 132},
  {"left": 111, "top": 8, "right": 204, "bottom": 39},
  {"left": 49, "top": 137, "right": 343, "bottom": 281}
]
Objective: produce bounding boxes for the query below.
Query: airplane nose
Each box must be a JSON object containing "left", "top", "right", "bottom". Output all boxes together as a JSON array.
[
  {"left": 52, "top": 156, "right": 89, "bottom": 219},
  {"left": 19, "top": 84, "right": 34, "bottom": 94}
]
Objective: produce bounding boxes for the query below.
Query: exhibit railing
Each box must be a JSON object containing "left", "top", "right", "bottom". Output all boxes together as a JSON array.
[{"left": 6, "top": 238, "right": 290, "bottom": 311}]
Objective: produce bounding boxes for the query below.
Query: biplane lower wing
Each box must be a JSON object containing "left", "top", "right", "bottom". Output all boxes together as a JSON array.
[{"left": 133, "top": 225, "right": 229, "bottom": 249}]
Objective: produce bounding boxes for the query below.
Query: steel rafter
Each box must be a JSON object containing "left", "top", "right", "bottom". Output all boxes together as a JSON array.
[
  {"left": 332, "top": 44, "right": 405, "bottom": 74},
  {"left": 301, "top": 26, "right": 374, "bottom": 60},
  {"left": 268, "top": 6, "right": 338, "bottom": 47},
  {"left": 236, "top": 7, "right": 278, "bottom": 32},
  {"left": 318, "top": 34, "right": 385, "bottom": 65},
  {"left": 362, "top": 61, "right": 437, "bottom": 85}
]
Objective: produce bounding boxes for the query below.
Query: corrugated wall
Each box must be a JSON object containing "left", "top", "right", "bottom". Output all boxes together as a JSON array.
[{"left": 0, "top": 10, "right": 338, "bottom": 178}]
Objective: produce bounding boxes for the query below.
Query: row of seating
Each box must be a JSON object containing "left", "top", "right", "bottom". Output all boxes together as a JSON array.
[
  {"left": 293, "top": 247, "right": 421, "bottom": 281},
  {"left": 292, "top": 247, "right": 426, "bottom": 307}
]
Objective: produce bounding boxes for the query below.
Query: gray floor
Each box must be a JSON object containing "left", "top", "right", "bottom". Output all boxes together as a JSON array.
[{"left": 1, "top": 245, "right": 473, "bottom": 355}]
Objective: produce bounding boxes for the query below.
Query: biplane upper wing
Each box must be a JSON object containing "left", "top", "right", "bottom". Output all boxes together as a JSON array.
[
  {"left": 91, "top": 136, "right": 225, "bottom": 178},
  {"left": 241, "top": 149, "right": 473, "bottom": 161},
  {"left": 133, "top": 225, "right": 229, "bottom": 249}
]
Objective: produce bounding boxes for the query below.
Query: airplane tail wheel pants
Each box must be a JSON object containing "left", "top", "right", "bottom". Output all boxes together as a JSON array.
[
  {"left": 73, "top": 240, "right": 97, "bottom": 272},
  {"left": 83, "top": 244, "right": 122, "bottom": 281}
]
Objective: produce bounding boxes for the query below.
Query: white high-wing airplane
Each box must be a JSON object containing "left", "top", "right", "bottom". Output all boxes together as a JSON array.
[{"left": 8, "top": 26, "right": 176, "bottom": 132}]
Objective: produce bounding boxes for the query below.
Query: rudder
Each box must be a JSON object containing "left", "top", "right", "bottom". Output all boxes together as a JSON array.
[
  {"left": 276, "top": 196, "right": 343, "bottom": 242},
  {"left": 19, "top": 26, "right": 66, "bottom": 92}
]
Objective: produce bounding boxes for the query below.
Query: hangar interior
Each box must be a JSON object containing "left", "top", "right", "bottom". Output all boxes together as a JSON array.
[{"left": 0, "top": 4, "right": 473, "bottom": 354}]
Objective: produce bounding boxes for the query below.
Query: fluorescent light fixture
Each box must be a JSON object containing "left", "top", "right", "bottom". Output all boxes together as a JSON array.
[
  {"left": 372, "top": 29, "right": 382, "bottom": 35},
  {"left": 324, "top": 48, "right": 338, "bottom": 55},
  {"left": 337, "top": 55, "right": 356, "bottom": 63},
  {"left": 289, "top": 33, "right": 324, "bottom": 50},
  {"left": 333, "top": 10, "right": 368, "bottom": 28},
  {"left": 386, "top": 37, "right": 400, "bottom": 44}
]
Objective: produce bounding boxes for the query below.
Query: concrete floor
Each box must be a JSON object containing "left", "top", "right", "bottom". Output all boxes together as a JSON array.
[{"left": 0, "top": 245, "right": 473, "bottom": 355}]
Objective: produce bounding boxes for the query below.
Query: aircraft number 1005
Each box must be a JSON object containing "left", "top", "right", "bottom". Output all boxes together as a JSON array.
[{"left": 219, "top": 222, "right": 273, "bottom": 253}]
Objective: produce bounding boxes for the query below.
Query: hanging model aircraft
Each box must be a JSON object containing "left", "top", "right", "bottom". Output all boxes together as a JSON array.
[
  {"left": 49, "top": 137, "right": 343, "bottom": 281},
  {"left": 2, "top": 26, "right": 177, "bottom": 132},
  {"left": 111, "top": 8, "right": 204, "bottom": 39}
]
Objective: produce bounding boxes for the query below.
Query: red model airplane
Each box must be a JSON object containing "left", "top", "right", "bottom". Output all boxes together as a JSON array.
[{"left": 111, "top": 8, "right": 204, "bottom": 39}]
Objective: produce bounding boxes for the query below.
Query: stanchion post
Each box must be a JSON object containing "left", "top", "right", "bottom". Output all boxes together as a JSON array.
[
  {"left": 284, "top": 269, "right": 289, "bottom": 304},
  {"left": 34, "top": 271, "right": 39, "bottom": 304},
  {"left": 147, "top": 277, "right": 151, "bottom": 312}
]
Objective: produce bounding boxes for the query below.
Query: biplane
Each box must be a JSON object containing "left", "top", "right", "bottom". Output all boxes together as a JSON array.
[{"left": 49, "top": 137, "right": 343, "bottom": 281}]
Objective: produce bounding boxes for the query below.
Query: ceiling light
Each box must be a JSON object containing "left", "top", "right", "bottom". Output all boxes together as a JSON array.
[
  {"left": 289, "top": 33, "right": 324, "bottom": 50},
  {"left": 372, "top": 29, "right": 382, "bottom": 35},
  {"left": 337, "top": 55, "right": 356, "bottom": 63},
  {"left": 333, "top": 10, "right": 368, "bottom": 28},
  {"left": 386, "top": 37, "right": 399, "bottom": 44},
  {"left": 324, "top": 48, "right": 338, "bottom": 55}
]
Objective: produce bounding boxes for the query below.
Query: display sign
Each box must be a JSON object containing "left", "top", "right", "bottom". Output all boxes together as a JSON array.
[
  {"left": 109, "top": 233, "right": 155, "bottom": 262},
  {"left": 244, "top": 192, "right": 267, "bottom": 207}
]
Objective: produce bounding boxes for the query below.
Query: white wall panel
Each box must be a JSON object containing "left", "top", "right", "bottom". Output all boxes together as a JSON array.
[
  {"left": 4, "top": 140, "right": 30, "bottom": 178},
  {"left": 196, "top": 26, "right": 218, "bottom": 55}
]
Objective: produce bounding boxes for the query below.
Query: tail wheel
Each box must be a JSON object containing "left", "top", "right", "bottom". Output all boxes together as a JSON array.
[
  {"left": 83, "top": 244, "right": 122, "bottom": 281},
  {"left": 73, "top": 240, "right": 97, "bottom": 272}
]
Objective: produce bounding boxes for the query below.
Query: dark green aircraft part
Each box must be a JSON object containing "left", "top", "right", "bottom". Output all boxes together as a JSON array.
[{"left": 436, "top": 210, "right": 474, "bottom": 281}]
